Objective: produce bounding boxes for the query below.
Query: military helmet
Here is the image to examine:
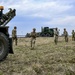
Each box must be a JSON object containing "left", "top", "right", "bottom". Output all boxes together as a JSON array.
[
  {"left": 64, "top": 28, "right": 66, "bottom": 30},
  {"left": 56, "top": 27, "right": 58, "bottom": 30},
  {"left": 14, "top": 26, "right": 17, "bottom": 29},
  {"left": 33, "top": 28, "right": 36, "bottom": 30}
]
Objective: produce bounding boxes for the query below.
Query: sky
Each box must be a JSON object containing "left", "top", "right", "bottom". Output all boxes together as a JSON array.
[{"left": 0, "top": 0, "right": 75, "bottom": 35}]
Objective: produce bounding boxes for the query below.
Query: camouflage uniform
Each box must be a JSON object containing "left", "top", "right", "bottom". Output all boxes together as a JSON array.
[
  {"left": 12, "top": 26, "right": 17, "bottom": 45},
  {"left": 30, "top": 28, "right": 36, "bottom": 49},
  {"left": 74, "top": 32, "right": 75, "bottom": 41},
  {"left": 54, "top": 28, "right": 59, "bottom": 45},
  {"left": 72, "top": 30, "right": 75, "bottom": 41},
  {"left": 63, "top": 28, "right": 68, "bottom": 42}
]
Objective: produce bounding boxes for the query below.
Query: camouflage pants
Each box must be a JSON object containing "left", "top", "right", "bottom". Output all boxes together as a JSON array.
[
  {"left": 31, "top": 38, "right": 36, "bottom": 48},
  {"left": 54, "top": 35, "right": 58, "bottom": 45},
  {"left": 72, "top": 36, "right": 75, "bottom": 41},
  {"left": 12, "top": 37, "right": 17, "bottom": 45},
  {"left": 73, "top": 37, "right": 75, "bottom": 41},
  {"left": 65, "top": 36, "right": 68, "bottom": 42}
]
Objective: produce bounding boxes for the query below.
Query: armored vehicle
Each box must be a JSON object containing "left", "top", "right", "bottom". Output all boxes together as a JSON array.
[
  {"left": 40, "top": 27, "right": 54, "bottom": 37},
  {"left": 0, "top": 6, "right": 16, "bottom": 61},
  {"left": 26, "top": 27, "right": 55, "bottom": 37}
]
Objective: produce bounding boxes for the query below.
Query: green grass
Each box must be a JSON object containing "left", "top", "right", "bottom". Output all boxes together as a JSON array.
[
  {"left": 0, "top": 37, "right": 75, "bottom": 75},
  {"left": 0, "top": 71, "right": 3, "bottom": 75}
]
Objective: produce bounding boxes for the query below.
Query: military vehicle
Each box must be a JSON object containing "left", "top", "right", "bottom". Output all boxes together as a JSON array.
[
  {"left": 26, "top": 27, "right": 55, "bottom": 37},
  {"left": 40, "top": 27, "right": 54, "bottom": 37},
  {"left": 0, "top": 6, "right": 16, "bottom": 61}
]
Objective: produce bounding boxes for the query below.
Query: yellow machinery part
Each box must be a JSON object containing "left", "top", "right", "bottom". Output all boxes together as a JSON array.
[{"left": 0, "top": 6, "right": 4, "bottom": 10}]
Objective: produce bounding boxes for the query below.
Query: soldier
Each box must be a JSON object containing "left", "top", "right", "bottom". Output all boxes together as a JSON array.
[
  {"left": 74, "top": 32, "right": 75, "bottom": 41},
  {"left": 30, "top": 28, "right": 36, "bottom": 49},
  {"left": 54, "top": 28, "right": 59, "bottom": 45},
  {"left": 63, "top": 28, "right": 68, "bottom": 42},
  {"left": 72, "top": 30, "right": 74, "bottom": 41},
  {"left": 12, "top": 26, "right": 17, "bottom": 45}
]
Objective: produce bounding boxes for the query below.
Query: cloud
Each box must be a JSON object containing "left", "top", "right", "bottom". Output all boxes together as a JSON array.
[
  {"left": 0, "top": 0, "right": 73, "bottom": 17},
  {"left": 45, "top": 16, "right": 75, "bottom": 27},
  {"left": 0, "top": 0, "right": 75, "bottom": 35},
  {"left": 17, "top": 1, "right": 73, "bottom": 18}
]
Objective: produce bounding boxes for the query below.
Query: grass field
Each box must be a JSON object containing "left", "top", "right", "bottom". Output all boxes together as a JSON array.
[{"left": 0, "top": 37, "right": 75, "bottom": 75}]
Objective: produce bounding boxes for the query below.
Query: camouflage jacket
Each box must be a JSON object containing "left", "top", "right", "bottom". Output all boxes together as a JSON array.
[
  {"left": 30, "top": 32, "right": 36, "bottom": 39},
  {"left": 54, "top": 30, "right": 59, "bottom": 36},
  {"left": 12, "top": 29, "right": 17, "bottom": 37},
  {"left": 72, "top": 31, "right": 74, "bottom": 37},
  {"left": 64, "top": 31, "right": 68, "bottom": 37}
]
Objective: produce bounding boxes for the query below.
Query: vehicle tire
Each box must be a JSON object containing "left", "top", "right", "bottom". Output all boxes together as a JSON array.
[
  {"left": 46, "top": 33, "right": 50, "bottom": 37},
  {"left": 41, "top": 33, "right": 45, "bottom": 37},
  {"left": 0, "top": 32, "right": 9, "bottom": 61}
]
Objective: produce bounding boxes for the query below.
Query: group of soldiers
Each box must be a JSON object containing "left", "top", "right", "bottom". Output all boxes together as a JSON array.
[
  {"left": 12, "top": 26, "right": 36, "bottom": 49},
  {"left": 12, "top": 26, "right": 75, "bottom": 49},
  {"left": 54, "top": 28, "right": 75, "bottom": 45}
]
